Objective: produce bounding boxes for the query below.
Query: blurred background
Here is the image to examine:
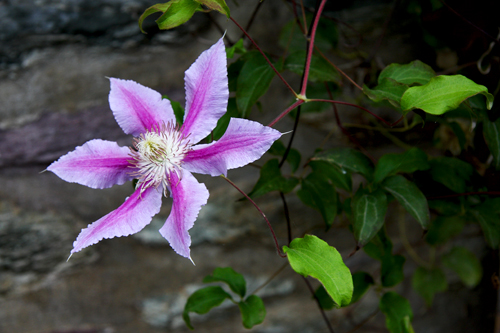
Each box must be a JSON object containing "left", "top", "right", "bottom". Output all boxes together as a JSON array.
[{"left": 0, "top": 0, "right": 499, "bottom": 332}]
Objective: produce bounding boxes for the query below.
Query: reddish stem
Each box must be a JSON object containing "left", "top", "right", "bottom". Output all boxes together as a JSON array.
[
  {"left": 230, "top": 17, "right": 297, "bottom": 97},
  {"left": 308, "top": 99, "right": 404, "bottom": 127},
  {"left": 222, "top": 176, "right": 287, "bottom": 258},
  {"left": 427, "top": 191, "right": 500, "bottom": 200},
  {"left": 300, "top": 0, "right": 328, "bottom": 96},
  {"left": 268, "top": 99, "right": 304, "bottom": 127}
]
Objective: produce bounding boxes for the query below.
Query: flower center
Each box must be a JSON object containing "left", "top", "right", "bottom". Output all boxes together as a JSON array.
[{"left": 129, "top": 122, "right": 191, "bottom": 196}]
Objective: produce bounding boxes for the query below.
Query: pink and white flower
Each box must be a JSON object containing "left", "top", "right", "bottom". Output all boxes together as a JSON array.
[{"left": 47, "top": 38, "right": 281, "bottom": 260}]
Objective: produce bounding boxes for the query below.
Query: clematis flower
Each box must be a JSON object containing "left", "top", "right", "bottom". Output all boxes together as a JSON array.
[{"left": 47, "top": 38, "right": 281, "bottom": 261}]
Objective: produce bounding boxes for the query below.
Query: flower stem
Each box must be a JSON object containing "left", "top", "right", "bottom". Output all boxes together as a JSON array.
[
  {"left": 300, "top": 0, "right": 328, "bottom": 96},
  {"left": 221, "top": 175, "right": 287, "bottom": 258},
  {"left": 230, "top": 17, "right": 298, "bottom": 97}
]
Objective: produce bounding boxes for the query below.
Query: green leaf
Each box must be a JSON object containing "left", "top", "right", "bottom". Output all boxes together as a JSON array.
[
  {"left": 297, "top": 173, "right": 338, "bottom": 229},
  {"left": 382, "top": 175, "right": 430, "bottom": 229},
  {"left": 183, "top": 286, "right": 232, "bottom": 329},
  {"left": 268, "top": 140, "right": 301, "bottom": 173},
  {"left": 226, "top": 38, "right": 246, "bottom": 59},
  {"left": 285, "top": 51, "right": 340, "bottom": 83},
  {"left": 363, "top": 227, "right": 393, "bottom": 260},
  {"left": 163, "top": 95, "right": 185, "bottom": 125},
  {"left": 374, "top": 148, "right": 430, "bottom": 183},
  {"left": 248, "top": 159, "right": 299, "bottom": 198},
  {"left": 442, "top": 247, "right": 482, "bottom": 287},
  {"left": 429, "top": 157, "right": 473, "bottom": 193},
  {"left": 309, "top": 160, "right": 352, "bottom": 192},
  {"left": 412, "top": 267, "right": 447, "bottom": 306},
  {"left": 279, "top": 17, "right": 338, "bottom": 53},
  {"left": 379, "top": 292, "right": 414, "bottom": 333},
  {"left": 363, "top": 78, "right": 409, "bottom": 107},
  {"left": 236, "top": 51, "right": 275, "bottom": 117},
  {"left": 210, "top": 97, "right": 239, "bottom": 141},
  {"left": 381, "top": 254, "right": 406, "bottom": 287},
  {"left": 314, "top": 285, "right": 335, "bottom": 310},
  {"left": 195, "top": 0, "right": 230, "bottom": 17},
  {"left": 238, "top": 295, "right": 265, "bottom": 329},
  {"left": 379, "top": 60, "right": 436, "bottom": 86},
  {"left": 312, "top": 148, "right": 374, "bottom": 181},
  {"left": 202, "top": 267, "right": 246, "bottom": 298},
  {"left": 472, "top": 199, "right": 500, "bottom": 248},
  {"left": 155, "top": 0, "right": 201, "bottom": 30},
  {"left": 350, "top": 272, "right": 375, "bottom": 304},
  {"left": 352, "top": 188, "right": 388, "bottom": 247},
  {"left": 483, "top": 117, "right": 500, "bottom": 169},
  {"left": 139, "top": 2, "right": 172, "bottom": 33},
  {"left": 283, "top": 235, "right": 353, "bottom": 307},
  {"left": 428, "top": 200, "right": 462, "bottom": 216},
  {"left": 401, "top": 75, "right": 494, "bottom": 115},
  {"left": 228, "top": 58, "right": 244, "bottom": 93},
  {"left": 425, "top": 215, "right": 465, "bottom": 245}
]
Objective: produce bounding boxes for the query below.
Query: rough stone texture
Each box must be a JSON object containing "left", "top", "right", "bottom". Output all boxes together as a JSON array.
[{"left": 0, "top": 0, "right": 498, "bottom": 332}]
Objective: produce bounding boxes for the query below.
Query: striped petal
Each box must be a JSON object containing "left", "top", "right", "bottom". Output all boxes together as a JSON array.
[
  {"left": 181, "top": 38, "right": 228, "bottom": 144},
  {"left": 159, "top": 170, "right": 209, "bottom": 259},
  {"left": 109, "top": 78, "right": 176, "bottom": 136},
  {"left": 47, "top": 139, "right": 134, "bottom": 189},
  {"left": 183, "top": 118, "right": 282, "bottom": 177},
  {"left": 71, "top": 185, "right": 162, "bottom": 254}
]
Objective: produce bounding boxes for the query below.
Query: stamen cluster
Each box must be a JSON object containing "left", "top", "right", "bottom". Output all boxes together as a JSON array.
[{"left": 129, "top": 122, "right": 191, "bottom": 196}]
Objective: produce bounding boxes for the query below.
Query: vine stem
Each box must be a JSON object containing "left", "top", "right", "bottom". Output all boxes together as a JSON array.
[
  {"left": 427, "top": 191, "right": 500, "bottom": 200},
  {"left": 230, "top": 17, "right": 298, "bottom": 97},
  {"left": 300, "top": 0, "right": 328, "bottom": 96},
  {"left": 268, "top": 99, "right": 304, "bottom": 127},
  {"left": 303, "top": 277, "right": 336, "bottom": 333},
  {"left": 221, "top": 175, "right": 287, "bottom": 258}
]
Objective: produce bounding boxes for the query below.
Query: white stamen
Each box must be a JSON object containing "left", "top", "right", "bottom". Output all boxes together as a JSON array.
[{"left": 129, "top": 122, "right": 191, "bottom": 197}]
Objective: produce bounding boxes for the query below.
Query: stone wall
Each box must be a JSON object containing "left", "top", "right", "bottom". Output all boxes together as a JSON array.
[{"left": 0, "top": 1, "right": 496, "bottom": 332}]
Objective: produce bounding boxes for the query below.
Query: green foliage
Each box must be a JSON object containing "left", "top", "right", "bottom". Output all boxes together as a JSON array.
[
  {"left": 203, "top": 267, "right": 246, "bottom": 298},
  {"left": 442, "top": 247, "right": 483, "bottom": 288},
  {"left": 285, "top": 51, "right": 340, "bottom": 83},
  {"left": 309, "top": 160, "right": 352, "bottom": 192},
  {"left": 209, "top": 97, "right": 239, "bottom": 141},
  {"left": 352, "top": 187, "right": 388, "bottom": 247},
  {"left": 472, "top": 198, "right": 500, "bottom": 248},
  {"left": 401, "top": 75, "right": 494, "bottom": 115},
  {"left": 297, "top": 172, "right": 339, "bottom": 229},
  {"left": 374, "top": 148, "right": 430, "bottom": 183},
  {"left": 283, "top": 235, "right": 353, "bottom": 307},
  {"left": 268, "top": 140, "right": 301, "bottom": 173},
  {"left": 382, "top": 175, "right": 430, "bottom": 229},
  {"left": 248, "top": 159, "right": 299, "bottom": 198},
  {"left": 425, "top": 216, "right": 465, "bottom": 246},
  {"left": 226, "top": 39, "right": 246, "bottom": 59},
  {"left": 380, "top": 292, "right": 414, "bottom": 333},
  {"left": 195, "top": 0, "right": 230, "bottom": 17},
  {"left": 378, "top": 60, "right": 436, "bottom": 85},
  {"left": 238, "top": 295, "right": 266, "bottom": 329},
  {"left": 236, "top": 51, "right": 276, "bottom": 117},
  {"left": 139, "top": 0, "right": 201, "bottom": 32},
  {"left": 363, "top": 78, "right": 409, "bottom": 108},
  {"left": 184, "top": 267, "right": 265, "bottom": 329},
  {"left": 483, "top": 116, "right": 500, "bottom": 169},
  {"left": 412, "top": 267, "right": 447, "bottom": 306},
  {"left": 183, "top": 286, "right": 232, "bottom": 329},
  {"left": 314, "top": 285, "right": 335, "bottom": 310},
  {"left": 350, "top": 272, "right": 375, "bottom": 304},
  {"left": 429, "top": 157, "right": 473, "bottom": 193},
  {"left": 312, "top": 148, "right": 374, "bottom": 181}
]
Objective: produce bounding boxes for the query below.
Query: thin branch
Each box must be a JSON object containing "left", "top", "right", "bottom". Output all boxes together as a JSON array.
[
  {"left": 268, "top": 99, "right": 304, "bottom": 127},
  {"left": 222, "top": 175, "right": 287, "bottom": 258},
  {"left": 230, "top": 17, "right": 298, "bottom": 97},
  {"left": 314, "top": 46, "right": 363, "bottom": 91},
  {"left": 280, "top": 191, "right": 292, "bottom": 244},
  {"left": 300, "top": 0, "right": 328, "bottom": 96},
  {"left": 302, "top": 277, "right": 336, "bottom": 333}
]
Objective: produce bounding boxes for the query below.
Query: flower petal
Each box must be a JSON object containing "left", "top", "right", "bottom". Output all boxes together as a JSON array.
[
  {"left": 109, "top": 78, "right": 176, "bottom": 136},
  {"left": 181, "top": 38, "right": 229, "bottom": 144},
  {"left": 159, "top": 170, "right": 209, "bottom": 259},
  {"left": 183, "top": 118, "right": 282, "bottom": 176},
  {"left": 47, "top": 139, "right": 135, "bottom": 189},
  {"left": 71, "top": 185, "right": 162, "bottom": 254}
]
